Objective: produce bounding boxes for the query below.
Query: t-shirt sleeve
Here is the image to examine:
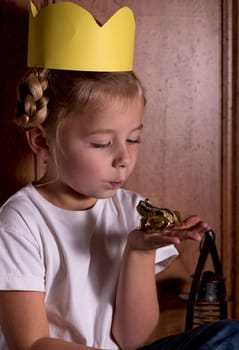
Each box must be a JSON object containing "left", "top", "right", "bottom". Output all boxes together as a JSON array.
[
  {"left": 154, "top": 244, "right": 179, "bottom": 273},
  {"left": 0, "top": 208, "right": 45, "bottom": 291}
]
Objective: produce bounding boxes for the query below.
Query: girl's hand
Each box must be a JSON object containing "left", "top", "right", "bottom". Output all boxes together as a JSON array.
[{"left": 128, "top": 215, "right": 211, "bottom": 251}]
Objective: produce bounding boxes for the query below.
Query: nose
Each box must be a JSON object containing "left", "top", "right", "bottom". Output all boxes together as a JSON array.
[{"left": 112, "top": 144, "right": 131, "bottom": 168}]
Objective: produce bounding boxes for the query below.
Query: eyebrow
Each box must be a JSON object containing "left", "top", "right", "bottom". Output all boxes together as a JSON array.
[{"left": 88, "top": 123, "right": 144, "bottom": 135}]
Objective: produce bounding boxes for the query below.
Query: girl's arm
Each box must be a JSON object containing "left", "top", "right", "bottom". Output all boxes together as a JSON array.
[
  {"left": 112, "top": 245, "right": 159, "bottom": 350},
  {"left": 112, "top": 215, "right": 211, "bottom": 350},
  {"left": 0, "top": 291, "right": 99, "bottom": 350}
]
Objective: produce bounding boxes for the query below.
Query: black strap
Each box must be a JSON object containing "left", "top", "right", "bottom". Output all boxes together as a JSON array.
[{"left": 185, "top": 230, "right": 227, "bottom": 330}]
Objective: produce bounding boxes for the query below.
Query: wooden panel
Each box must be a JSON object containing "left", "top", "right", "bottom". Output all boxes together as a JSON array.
[
  {"left": 222, "top": 0, "right": 239, "bottom": 319},
  {"left": 125, "top": 0, "right": 222, "bottom": 336},
  {"left": 0, "top": 1, "right": 35, "bottom": 204},
  {"left": 221, "top": 0, "right": 235, "bottom": 318},
  {"left": 236, "top": 0, "right": 239, "bottom": 319},
  {"left": 1, "top": 0, "right": 238, "bottom": 339}
]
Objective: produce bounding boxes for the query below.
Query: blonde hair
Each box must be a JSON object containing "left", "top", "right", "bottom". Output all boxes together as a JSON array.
[{"left": 16, "top": 68, "right": 146, "bottom": 135}]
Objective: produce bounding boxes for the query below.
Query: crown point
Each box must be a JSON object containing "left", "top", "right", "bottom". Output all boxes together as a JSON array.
[{"left": 30, "top": 1, "right": 37, "bottom": 17}]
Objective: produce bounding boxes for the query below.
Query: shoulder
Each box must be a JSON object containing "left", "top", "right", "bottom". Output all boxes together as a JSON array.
[
  {"left": 1, "top": 183, "right": 37, "bottom": 206},
  {"left": 0, "top": 184, "right": 43, "bottom": 231}
]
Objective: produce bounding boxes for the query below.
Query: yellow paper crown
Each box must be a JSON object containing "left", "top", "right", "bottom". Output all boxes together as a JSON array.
[{"left": 28, "top": 1, "right": 135, "bottom": 72}]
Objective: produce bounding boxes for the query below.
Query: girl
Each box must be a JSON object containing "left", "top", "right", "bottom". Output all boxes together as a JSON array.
[
  {"left": 0, "top": 68, "right": 238, "bottom": 350},
  {"left": 1, "top": 1, "right": 239, "bottom": 348}
]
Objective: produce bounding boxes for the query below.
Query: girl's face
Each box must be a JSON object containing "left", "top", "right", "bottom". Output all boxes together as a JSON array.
[{"left": 42, "top": 97, "right": 144, "bottom": 210}]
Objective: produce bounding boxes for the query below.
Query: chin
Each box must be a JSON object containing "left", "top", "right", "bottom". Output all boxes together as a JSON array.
[{"left": 95, "top": 189, "right": 119, "bottom": 199}]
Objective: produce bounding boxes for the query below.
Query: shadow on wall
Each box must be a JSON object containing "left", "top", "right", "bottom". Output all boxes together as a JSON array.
[{"left": 0, "top": 1, "right": 34, "bottom": 205}]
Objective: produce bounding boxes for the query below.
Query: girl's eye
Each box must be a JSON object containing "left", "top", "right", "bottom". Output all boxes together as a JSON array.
[
  {"left": 127, "top": 138, "right": 141, "bottom": 144},
  {"left": 91, "top": 141, "right": 112, "bottom": 149}
]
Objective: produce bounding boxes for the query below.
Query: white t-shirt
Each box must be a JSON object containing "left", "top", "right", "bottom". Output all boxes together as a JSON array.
[{"left": 0, "top": 184, "right": 178, "bottom": 349}]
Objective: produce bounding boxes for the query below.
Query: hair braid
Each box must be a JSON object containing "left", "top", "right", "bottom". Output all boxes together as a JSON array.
[{"left": 16, "top": 68, "right": 49, "bottom": 129}]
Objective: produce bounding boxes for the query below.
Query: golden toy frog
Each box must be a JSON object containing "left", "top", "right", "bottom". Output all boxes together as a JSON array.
[{"left": 136, "top": 199, "right": 182, "bottom": 233}]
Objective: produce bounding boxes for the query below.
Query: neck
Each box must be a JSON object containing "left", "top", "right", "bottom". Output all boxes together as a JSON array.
[{"left": 33, "top": 182, "right": 97, "bottom": 211}]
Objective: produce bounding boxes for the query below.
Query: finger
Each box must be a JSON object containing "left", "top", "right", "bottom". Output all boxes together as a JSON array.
[
  {"left": 163, "top": 229, "right": 202, "bottom": 241},
  {"left": 180, "top": 215, "right": 204, "bottom": 228},
  {"left": 177, "top": 216, "right": 211, "bottom": 233},
  {"left": 164, "top": 221, "right": 211, "bottom": 242},
  {"left": 144, "top": 232, "right": 181, "bottom": 247}
]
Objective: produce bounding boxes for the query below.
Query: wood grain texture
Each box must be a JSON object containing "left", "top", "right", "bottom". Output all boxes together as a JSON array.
[
  {"left": 0, "top": 0, "right": 238, "bottom": 338},
  {"left": 235, "top": 0, "right": 239, "bottom": 320},
  {"left": 221, "top": 0, "right": 239, "bottom": 319},
  {"left": 0, "top": 1, "right": 34, "bottom": 203}
]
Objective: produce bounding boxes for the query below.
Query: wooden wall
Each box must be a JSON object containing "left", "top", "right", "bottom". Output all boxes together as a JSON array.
[
  {"left": 0, "top": 0, "right": 238, "bottom": 340},
  {"left": 235, "top": 0, "right": 239, "bottom": 325},
  {"left": 222, "top": 0, "right": 239, "bottom": 326}
]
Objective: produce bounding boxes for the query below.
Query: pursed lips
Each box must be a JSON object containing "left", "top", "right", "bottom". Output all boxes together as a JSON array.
[{"left": 108, "top": 181, "right": 123, "bottom": 188}]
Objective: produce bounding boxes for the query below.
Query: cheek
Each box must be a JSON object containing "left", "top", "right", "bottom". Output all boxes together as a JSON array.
[
  {"left": 59, "top": 152, "right": 105, "bottom": 174},
  {"left": 130, "top": 147, "right": 139, "bottom": 163}
]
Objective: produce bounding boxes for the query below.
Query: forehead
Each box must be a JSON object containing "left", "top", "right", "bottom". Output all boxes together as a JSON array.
[
  {"left": 75, "top": 87, "right": 145, "bottom": 113},
  {"left": 64, "top": 96, "right": 144, "bottom": 133}
]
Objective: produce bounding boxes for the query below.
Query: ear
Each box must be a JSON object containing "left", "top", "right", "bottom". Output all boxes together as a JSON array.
[{"left": 26, "top": 126, "right": 49, "bottom": 158}]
